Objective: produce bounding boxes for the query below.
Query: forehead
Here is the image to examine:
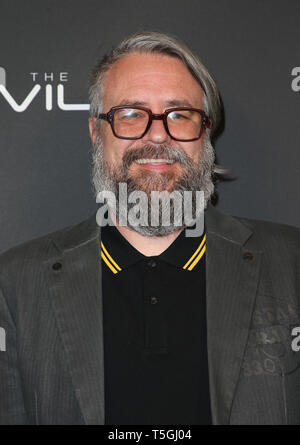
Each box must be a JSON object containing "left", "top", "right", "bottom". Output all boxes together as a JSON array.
[{"left": 102, "top": 52, "right": 204, "bottom": 109}]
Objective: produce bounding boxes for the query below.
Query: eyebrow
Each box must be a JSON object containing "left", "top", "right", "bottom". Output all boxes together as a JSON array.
[
  {"left": 118, "top": 99, "right": 148, "bottom": 107},
  {"left": 165, "top": 99, "right": 194, "bottom": 108},
  {"left": 117, "top": 99, "right": 195, "bottom": 108}
]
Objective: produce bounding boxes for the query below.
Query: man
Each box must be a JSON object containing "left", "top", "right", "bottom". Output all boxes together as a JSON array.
[{"left": 0, "top": 32, "right": 299, "bottom": 425}]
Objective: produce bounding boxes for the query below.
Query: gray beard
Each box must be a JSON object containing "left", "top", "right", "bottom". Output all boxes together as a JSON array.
[{"left": 91, "top": 134, "right": 215, "bottom": 236}]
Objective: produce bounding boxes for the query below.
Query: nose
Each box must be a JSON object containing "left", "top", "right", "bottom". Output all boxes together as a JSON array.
[{"left": 143, "top": 117, "right": 170, "bottom": 144}]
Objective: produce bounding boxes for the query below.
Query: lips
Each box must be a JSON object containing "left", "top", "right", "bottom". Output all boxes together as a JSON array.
[
  {"left": 134, "top": 158, "right": 177, "bottom": 172},
  {"left": 135, "top": 158, "right": 176, "bottom": 165}
]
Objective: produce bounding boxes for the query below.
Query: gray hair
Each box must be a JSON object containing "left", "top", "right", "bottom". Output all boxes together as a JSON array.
[{"left": 89, "top": 31, "right": 222, "bottom": 135}]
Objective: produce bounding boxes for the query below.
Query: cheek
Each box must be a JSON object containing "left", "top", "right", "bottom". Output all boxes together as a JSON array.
[
  {"left": 100, "top": 127, "right": 131, "bottom": 165},
  {"left": 100, "top": 126, "right": 118, "bottom": 162},
  {"left": 182, "top": 142, "right": 204, "bottom": 163}
]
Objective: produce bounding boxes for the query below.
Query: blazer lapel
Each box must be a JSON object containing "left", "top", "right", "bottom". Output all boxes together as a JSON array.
[
  {"left": 205, "top": 205, "right": 262, "bottom": 424},
  {"left": 45, "top": 213, "right": 105, "bottom": 425}
]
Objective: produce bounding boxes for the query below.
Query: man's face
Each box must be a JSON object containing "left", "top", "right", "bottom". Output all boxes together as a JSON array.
[
  {"left": 90, "top": 53, "right": 206, "bottom": 189},
  {"left": 89, "top": 52, "right": 215, "bottom": 235}
]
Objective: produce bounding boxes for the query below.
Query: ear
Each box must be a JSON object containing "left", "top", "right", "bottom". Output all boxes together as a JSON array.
[{"left": 89, "top": 117, "right": 98, "bottom": 146}]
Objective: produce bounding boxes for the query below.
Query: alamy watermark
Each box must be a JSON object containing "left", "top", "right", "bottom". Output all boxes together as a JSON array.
[
  {"left": 0, "top": 327, "right": 6, "bottom": 352},
  {"left": 291, "top": 326, "right": 300, "bottom": 352},
  {"left": 96, "top": 183, "right": 204, "bottom": 237}
]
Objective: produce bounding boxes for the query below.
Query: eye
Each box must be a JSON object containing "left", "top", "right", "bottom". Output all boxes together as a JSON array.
[
  {"left": 168, "top": 111, "right": 189, "bottom": 121},
  {"left": 118, "top": 109, "right": 143, "bottom": 120}
]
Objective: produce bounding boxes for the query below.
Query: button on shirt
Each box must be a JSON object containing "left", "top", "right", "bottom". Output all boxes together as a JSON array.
[{"left": 101, "top": 221, "right": 211, "bottom": 425}]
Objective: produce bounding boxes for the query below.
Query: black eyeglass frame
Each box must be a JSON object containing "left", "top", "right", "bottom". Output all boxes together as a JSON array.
[{"left": 97, "top": 105, "right": 211, "bottom": 142}]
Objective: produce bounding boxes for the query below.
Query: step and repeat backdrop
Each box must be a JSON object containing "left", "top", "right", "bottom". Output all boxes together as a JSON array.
[{"left": 0, "top": 0, "right": 299, "bottom": 252}]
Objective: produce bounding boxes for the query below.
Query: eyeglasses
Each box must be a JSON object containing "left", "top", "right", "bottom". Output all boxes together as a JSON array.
[{"left": 97, "top": 106, "right": 211, "bottom": 142}]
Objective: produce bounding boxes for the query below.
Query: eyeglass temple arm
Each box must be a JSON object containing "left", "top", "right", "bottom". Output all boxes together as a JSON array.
[
  {"left": 202, "top": 115, "right": 211, "bottom": 128},
  {"left": 97, "top": 113, "right": 112, "bottom": 122}
]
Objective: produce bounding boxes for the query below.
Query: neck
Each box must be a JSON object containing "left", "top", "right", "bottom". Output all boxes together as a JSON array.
[{"left": 109, "top": 209, "right": 183, "bottom": 256}]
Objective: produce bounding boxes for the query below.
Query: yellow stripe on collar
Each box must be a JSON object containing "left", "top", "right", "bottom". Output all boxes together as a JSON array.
[
  {"left": 186, "top": 244, "right": 206, "bottom": 271},
  {"left": 101, "top": 241, "right": 122, "bottom": 274},
  {"left": 183, "top": 234, "right": 206, "bottom": 270},
  {"left": 101, "top": 251, "right": 118, "bottom": 274}
]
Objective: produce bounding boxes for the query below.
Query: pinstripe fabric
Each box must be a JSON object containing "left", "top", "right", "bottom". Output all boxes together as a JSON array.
[{"left": 0, "top": 204, "right": 299, "bottom": 424}]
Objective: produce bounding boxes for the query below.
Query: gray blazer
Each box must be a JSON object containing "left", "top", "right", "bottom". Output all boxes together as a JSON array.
[{"left": 0, "top": 204, "right": 299, "bottom": 425}]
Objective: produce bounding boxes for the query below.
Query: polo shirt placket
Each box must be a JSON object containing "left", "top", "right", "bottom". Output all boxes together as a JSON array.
[{"left": 101, "top": 220, "right": 211, "bottom": 425}]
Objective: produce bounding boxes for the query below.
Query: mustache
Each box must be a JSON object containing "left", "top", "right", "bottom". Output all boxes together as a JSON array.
[{"left": 121, "top": 144, "right": 191, "bottom": 168}]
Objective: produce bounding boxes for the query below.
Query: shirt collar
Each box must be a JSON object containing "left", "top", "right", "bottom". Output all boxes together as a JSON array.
[{"left": 100, "top": 217, "right": 206, "bottom": 274}]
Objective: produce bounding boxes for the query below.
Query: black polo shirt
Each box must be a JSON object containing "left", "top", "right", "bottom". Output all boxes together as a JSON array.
[{"left": 101, "top": 220, "right": 211, "bottom": 425}]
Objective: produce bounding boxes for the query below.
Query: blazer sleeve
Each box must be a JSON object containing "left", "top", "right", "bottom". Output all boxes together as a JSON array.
[{"left": 0, "top": 284, "right": 27, "bottom": 424}]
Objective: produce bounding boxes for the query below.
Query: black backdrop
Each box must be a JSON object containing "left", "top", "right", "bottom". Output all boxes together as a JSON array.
[{"left": 1, "top": 0, "right": 299, "bottom": 253}]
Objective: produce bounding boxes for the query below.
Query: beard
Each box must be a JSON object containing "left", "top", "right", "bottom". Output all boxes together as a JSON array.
[{"left": 91, "top": 134, "right": 215, "bottom": 236}]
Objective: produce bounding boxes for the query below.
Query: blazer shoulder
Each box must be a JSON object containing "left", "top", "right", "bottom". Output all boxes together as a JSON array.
[
  {"left": 233, "top": 215, "right": 300, "bottom": 253},
  {"left": 0, "top": 213, "right": 97, "bottom": 278}
]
